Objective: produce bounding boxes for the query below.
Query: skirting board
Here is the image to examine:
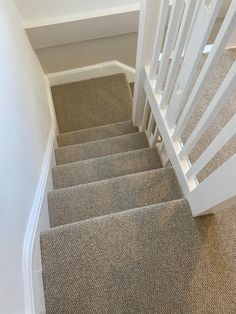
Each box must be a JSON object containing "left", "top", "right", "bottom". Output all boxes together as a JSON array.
[
  {"left": 23, "top": 127, "right": 56, "bottom": 314},
  {"left": 47, "top": 61, "right": 135, "bottom": 86},
  {"left": 23, "top": 80, "right": 57, "bottom": 314}
]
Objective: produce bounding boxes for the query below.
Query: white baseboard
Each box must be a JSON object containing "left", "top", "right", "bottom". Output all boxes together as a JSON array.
[
  {"left": 47, "top": 61, "right": 135, "bottom": 86},
  {"left": 23, "top": 127, "right": 56, "bottom": 314},
  {"left": 23, "top": 79, "right": 58, "bottom": 314}
]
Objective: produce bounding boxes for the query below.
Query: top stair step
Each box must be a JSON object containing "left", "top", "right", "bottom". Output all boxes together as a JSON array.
[{"left": 57, "top": 120, "right": 138, "bottom": 147}]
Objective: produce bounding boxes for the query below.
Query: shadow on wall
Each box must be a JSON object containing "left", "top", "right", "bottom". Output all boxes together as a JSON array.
[{"left": 36, "top": 32, "right": 138, "bottom": 74}]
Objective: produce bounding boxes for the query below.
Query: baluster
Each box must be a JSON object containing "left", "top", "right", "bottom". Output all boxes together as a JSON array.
[
  {"left": 173, "top": 1, "right": 236, "bottom": 141},
  {"left": 180, "top": 61, "right": 236, "bottom": 159},
  {"left": 149, "top": 0, "right": 169, "bottom": 80},
  {"left": 165, "top": 0, "right": 223, "bottom": 128}
]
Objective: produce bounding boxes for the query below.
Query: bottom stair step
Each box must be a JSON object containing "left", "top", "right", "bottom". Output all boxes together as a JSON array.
[
  {"left": 41, "top": 199, "right": 202, "bottom": 314},
  {"left": 48, "top": 167, "right": 183, "bottom": 228}
]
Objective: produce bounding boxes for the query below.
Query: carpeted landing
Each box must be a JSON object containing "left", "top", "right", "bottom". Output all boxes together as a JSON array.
[{"left": 41, "top": 70, "right": 236, "bottom": 313}]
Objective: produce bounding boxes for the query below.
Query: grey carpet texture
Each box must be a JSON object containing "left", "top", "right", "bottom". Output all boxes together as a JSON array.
[
  {"left": 41, "top": 67, "right": 236, "bottom": 314},
  {"left": 57, "top": 120, "right": 137, "bottom": 147},
  {"left": 52, "top": 147, "right": 162, "bottom": 189},
  {"left": 51, "top": 73, "right": 133, "bottom": 133},
  {"left": 48, "top": 167, "right": 182, "bottom": 227},
  {"left": 55, "top": 132, "right": 148, "bottom": 165},
  {"left": 41, "top": 199, "right": 236, "bottom": 314}
]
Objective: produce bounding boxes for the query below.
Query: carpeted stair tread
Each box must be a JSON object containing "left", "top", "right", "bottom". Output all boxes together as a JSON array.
[
  {"left": 51, "top": 73, "right": 133, "bottom": 133},
  {"left": 55, "top": 132, "right": 148, "bottom": 165},
  {"left": 41, "top": 199, "right": 205, "bottom": 314},
  {"left": 57, "top": 120, "right": 137, "bottom": 147},
  {"left": 48, "top": 167, "right": 182, "bottom": 227},
  {"left": 52, "top": 147, "right": 162, "bottom": 189}
]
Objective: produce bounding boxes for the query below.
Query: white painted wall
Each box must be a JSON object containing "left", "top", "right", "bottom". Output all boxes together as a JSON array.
[
  {"left": 37, "top": 32, "right": 138, "bottom": 74},
  {"left": 0, "top": 0, "right": 53, "bottom": 313},
  {"left": 15, "top": 0, "right": 140, "bottom": 26}
]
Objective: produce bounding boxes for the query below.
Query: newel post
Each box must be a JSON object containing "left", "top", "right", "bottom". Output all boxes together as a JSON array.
[{"left": 132, "top": 0, "right": 161, "bottom": 129}]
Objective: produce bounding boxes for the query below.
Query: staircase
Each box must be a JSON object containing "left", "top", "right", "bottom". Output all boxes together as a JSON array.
[{"left": 40, "top": 73, "right": 236, "bottom": 314}]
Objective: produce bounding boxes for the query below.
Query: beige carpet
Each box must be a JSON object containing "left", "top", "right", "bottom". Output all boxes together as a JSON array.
[
  {"left": 51, "top": 73, "right": 133, "bottom": 133},
  {"left": 41, "top": 65, "right": 236, "bottom": 314}
]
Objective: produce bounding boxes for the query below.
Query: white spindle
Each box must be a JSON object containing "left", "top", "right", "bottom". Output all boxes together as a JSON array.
[
  {"left": 155, "top": 0, "right": 185, "bottom": 94},
  {"left": 149, "top": 0, "right": 169, "bottom": 80},
  {"left": 132, "top": 0, "right": 162, "bottom": 128},
  {"left": 146, "top": 112, "right": 155, "bottom": 138},
  {"left": 186, "top": 113, "right": 236, "bottom": 180},
  {"left": 140, "top": 98, "right": 150, "bottom": 131},
  {"left": 165, "top": 0, "right": 223, "bottom": 128},
  {"left": 161, "top": 0, "right": 198, "bottom": 108},
  {"left": 173, "top": 1, "right": 236, "bottom": 141},
  {"left": 180, "top": 61, "right": 236, "bottom": 159},
  {"left": 150, "top": 127, "right": 161, "bottom": 148}
]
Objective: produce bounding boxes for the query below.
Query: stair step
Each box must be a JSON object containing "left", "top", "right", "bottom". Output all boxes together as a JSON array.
[
  {"left": 57, "top": 120, "right": 137, "bottom": 147},
  {"left": 41, "top": 199, "right": 197, "bottom": 314},
  {"left": 55, "top": 132, "right": 148, "bottom": 165},
  {"left": 53, "top": 148, "right": 162, "bottom": 189},
  {"left": 48, "top": 167, "right": 182, "bottom": 228}
]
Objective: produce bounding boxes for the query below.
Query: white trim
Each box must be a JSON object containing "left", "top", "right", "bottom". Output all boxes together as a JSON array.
[
  {"left": 23, "top": 81, "right": 57, "bottom": 314},
  {"left": 47, "top": 61, "right": 135, "bottom": 86},
  {"left": 23, "top": 127, "right": 56, "bottom": 314},
  {"left": 24, "top": 4, "right": 140, "bottom": 29}
]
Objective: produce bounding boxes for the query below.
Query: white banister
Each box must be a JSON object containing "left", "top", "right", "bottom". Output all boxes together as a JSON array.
[
  {"left": 149, "top": 0, "right": 169, "bottom": 80},
  {"left": 133, "top": 0, "right": 236, "bottom": 217},
  {"left": 186, "top": 112, "right": 236, "bottom": 180},
  {"left": 166, "top": 0, "right": 223, "bottom": 128},
  {"left": 132, "top": 0, "right": 161, "bottom": 128},
  {"left": 180, "top": 60, "right": 236, "bottom": 159},
  {"left": 155, "top": 0, "right": 185, "bottom": 93},
  {"left": 161, "top": 0, "right": 198, "bottom": 109},
  {"left": 173, "top": 1, "right": 236, "bottom": 141}
]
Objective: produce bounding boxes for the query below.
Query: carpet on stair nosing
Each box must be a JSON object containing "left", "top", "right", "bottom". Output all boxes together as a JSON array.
[
  {"left": 52, "top": 147, "right": 162, "bottom": 189},
  {"left": 48, "top": 167, "right": 183, "bottom": 228},
  {"left": 55, "top": 132, "right": 149, "bottom": 165},
  {"left": 57, "top": 120, "right": 138, "bottom": 147},
  {"left": 41, "top": 197, "right": 236, "bottom": 314}
]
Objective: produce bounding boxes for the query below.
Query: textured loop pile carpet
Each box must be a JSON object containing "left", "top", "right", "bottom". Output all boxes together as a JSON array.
[{"left": 41, "top": 71, "right": 236, "bottom": 314}]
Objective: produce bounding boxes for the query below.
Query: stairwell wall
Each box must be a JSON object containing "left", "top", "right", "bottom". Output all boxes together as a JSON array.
[{"left": 0, "top": 0, "right": 55, "bottom": 313}]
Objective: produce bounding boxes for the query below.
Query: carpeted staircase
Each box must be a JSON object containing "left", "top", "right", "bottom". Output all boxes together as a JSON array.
[{"left": 41, "top": 73, "right": 236, "bottom": 314}]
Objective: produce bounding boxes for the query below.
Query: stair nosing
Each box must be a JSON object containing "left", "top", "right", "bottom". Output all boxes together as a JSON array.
[
  {"left": 42, "top": 198, "right": 187, "bottom": 234},
  {"left": 48, "top": 167, "right": 176, "bottom": 195},
  {"left": 55, "top": 131, "right": 146, "bottom": 152},
  {"left": 52, "top": 147, "right": 159, "bottom": 170},
  {"left": 57, "top": 120, "right": 136, "bottom": 137}
]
